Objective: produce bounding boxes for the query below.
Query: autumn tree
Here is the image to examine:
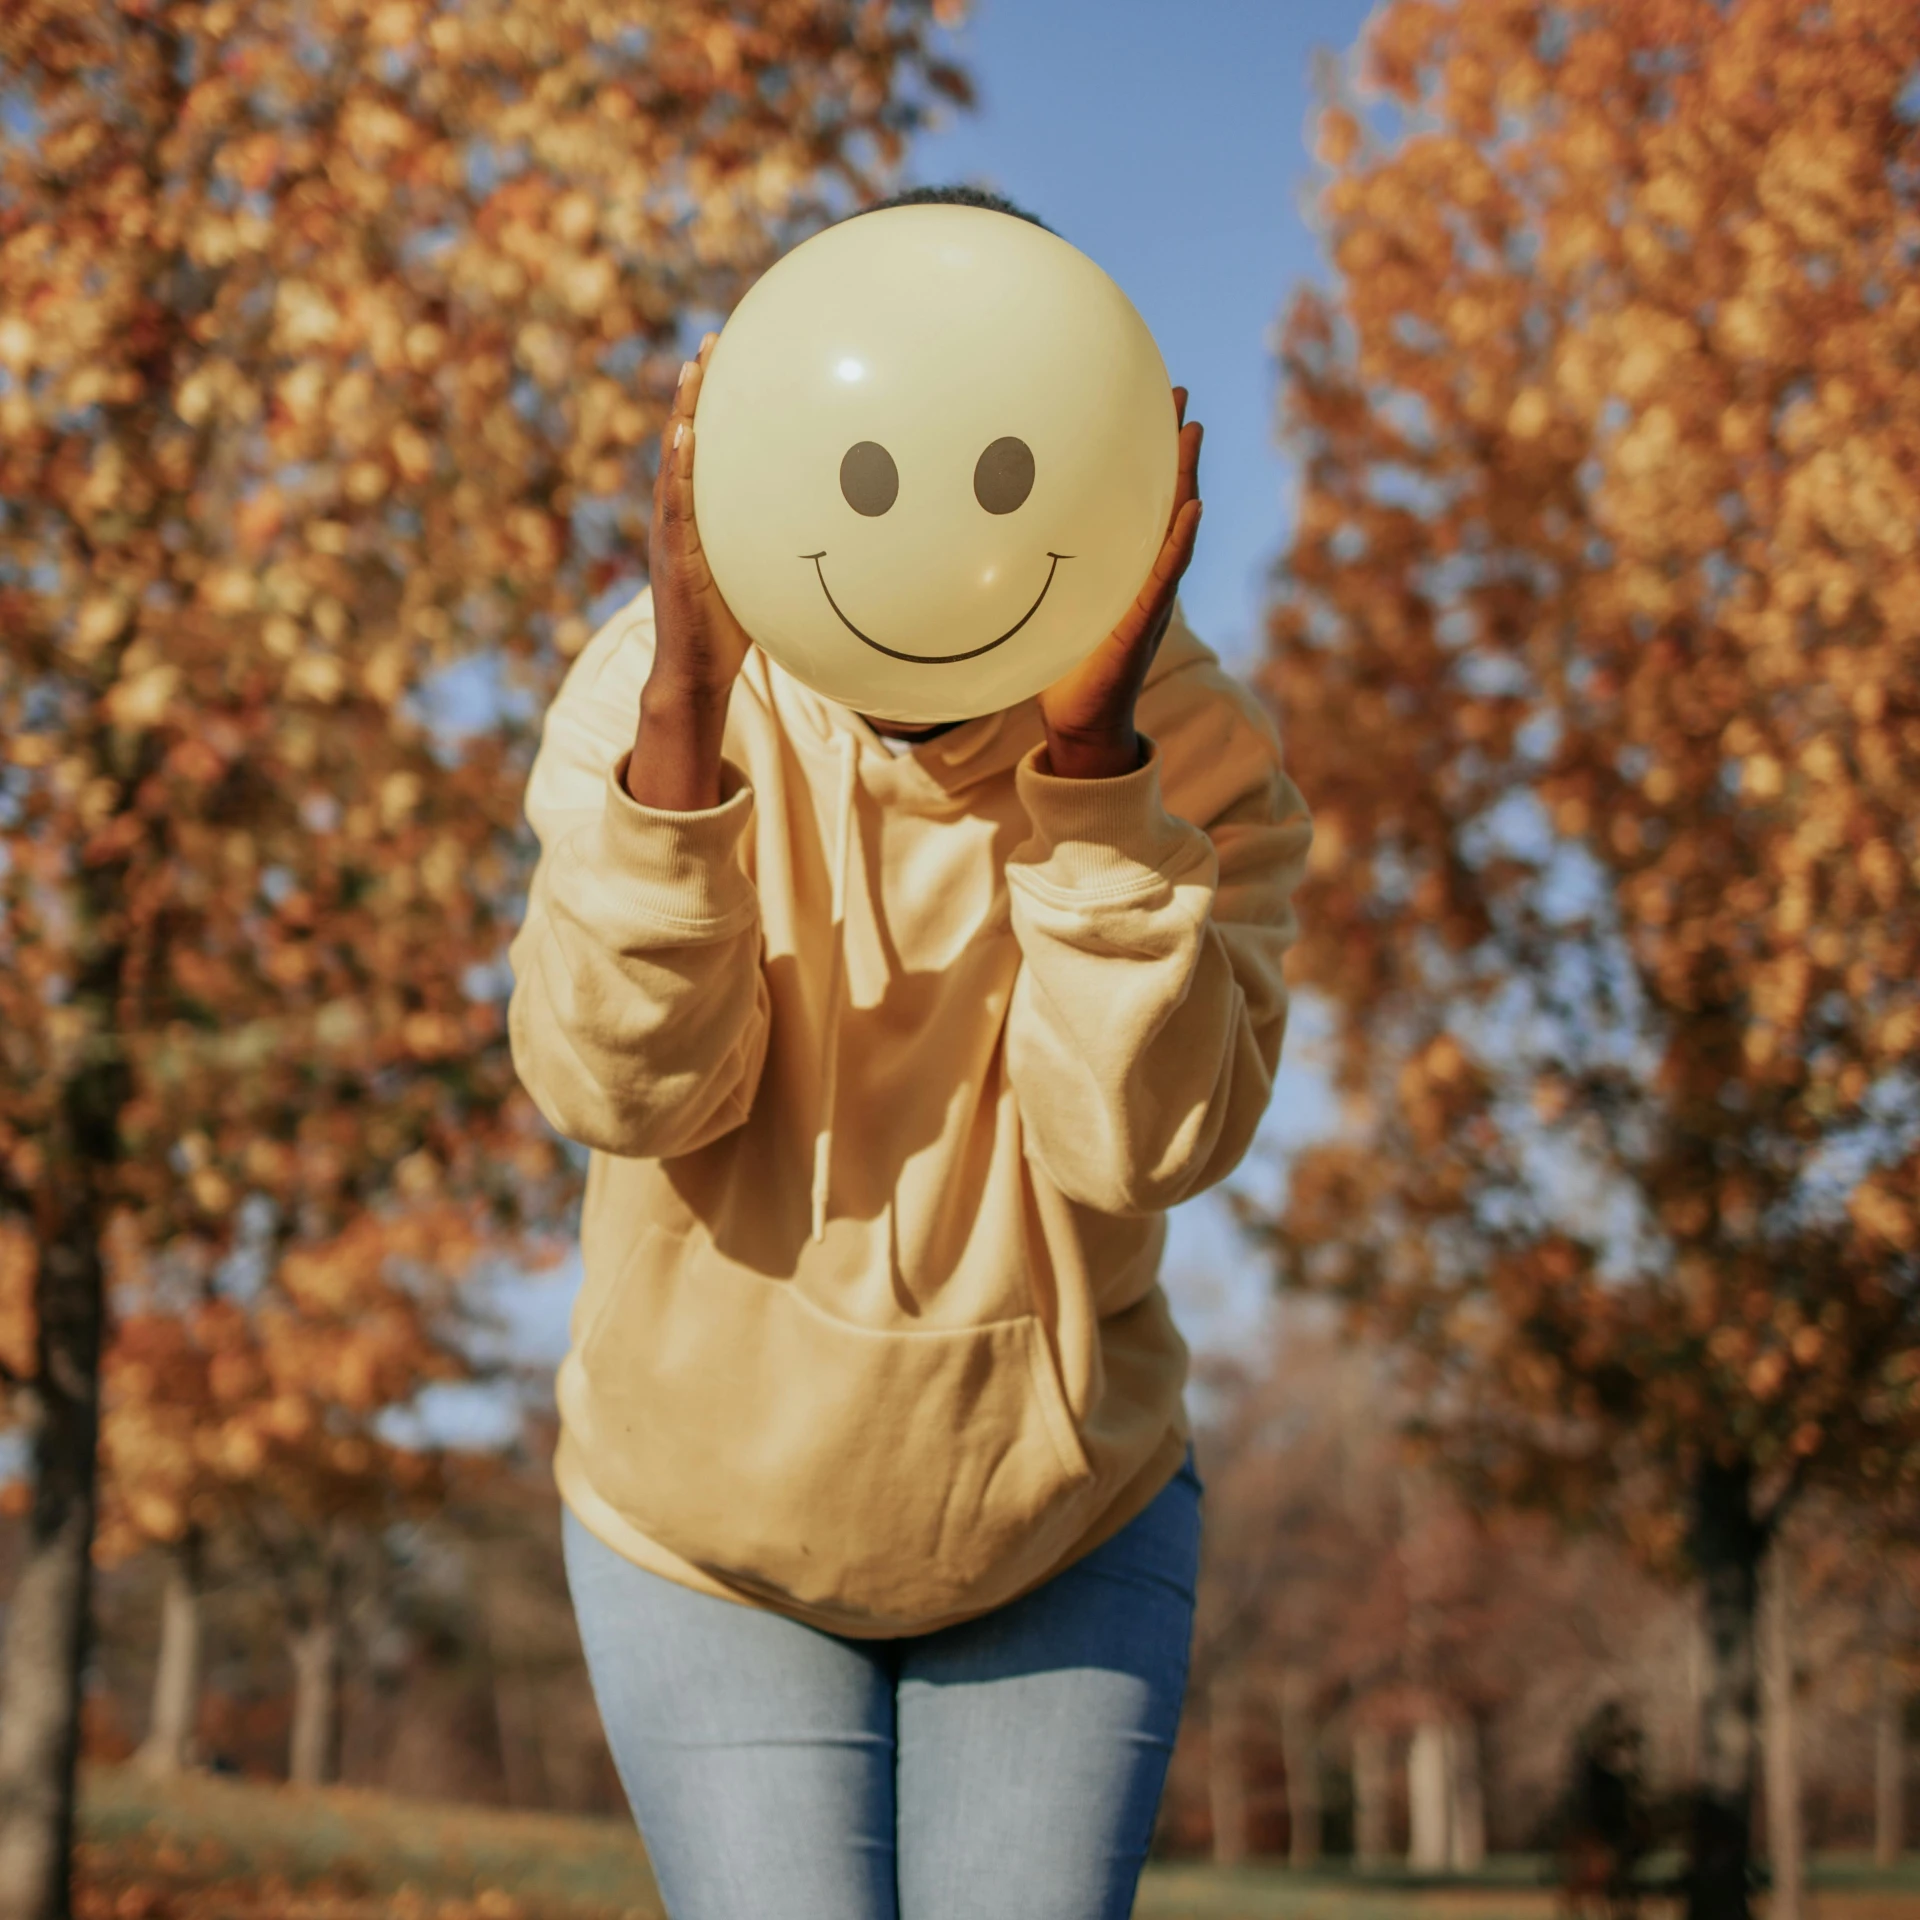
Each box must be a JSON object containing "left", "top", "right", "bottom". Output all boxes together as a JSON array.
[
  {"left": 96, "top": 1204, "right": 498, "bottom": 1783},
  {"left": 1189, "top": 1329, "right": 1399, "bottom": 1866},
  {"left": 1261, "top": 5, "right": 1920, "bottom": 1919},
  {"left": 0, "top": 3, "right": 969, "bottom": 1913},
  {"left": 1180, "top": 1319, "right": 1701, "bottom": 1867}
]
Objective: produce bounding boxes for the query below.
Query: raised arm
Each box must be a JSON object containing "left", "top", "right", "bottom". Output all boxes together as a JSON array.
[
  {"left": 1004, "top": 683, "right": 1311, "bottom": 1215},
  {"left": 507, "top": 340, "right": 771, "bottom": 1157}
]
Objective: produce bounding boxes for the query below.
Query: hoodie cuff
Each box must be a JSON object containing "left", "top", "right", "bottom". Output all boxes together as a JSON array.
[
  {"left": 600, "top": 751, "right": 757, "bottom": 929},
  {"left": 1010, "top": 737, "right": 1210, "bottom": 897}
]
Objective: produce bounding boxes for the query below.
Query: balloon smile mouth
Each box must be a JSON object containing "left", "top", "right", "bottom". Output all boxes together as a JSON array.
[{"left": 799, "top": 551, "right": 1072, "bottom": 665}]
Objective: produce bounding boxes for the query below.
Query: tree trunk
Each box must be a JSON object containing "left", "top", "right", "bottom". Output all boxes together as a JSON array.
[
  {"left": 1876, "top": 1652, "right": 1905, "bottom": 1869},
  {"left": 1681, "top": 1604, "right": 1705, "bottom": 1787},
  {"left": 491, "top": 1668, "right": 549, "bottom": 1810},
  {"left": 288, "top": 1615, "right": 341, "bottom": 1788},
  {"left": 1449, "top": 1715, "right": 1486, "bottom": 1872},
  {"left": 0, "top": 1029, "right": 123, "bottom": 1920},
  {"left": 0, "top": 1358, "right": 97, "bottom": 1920},
  {"left": 1409, "top": 1716, "right": 1453, "bottom": 1870},
  {"left": 1687, "top": 1455, "right": 1767, "bottom": 1920},
  {"left": 1209, "top": 1670, "right": 1250, "bottom": 1867},
  {"left": 1354, "top": 1722, "right": 1393, "bottom": 1872},
  {"left": 134, "top": 1535, "right": 204, "bottom": 1777},
  {"left": 1280, "top": 1669, "right": 1322, "bottom": 1868},
  {"left": 1760, "top": 1543, "right": 1804, "bottom": 1920},
  {"left": 479, "top": 1581, "right": 547, "bottom": 1810}
]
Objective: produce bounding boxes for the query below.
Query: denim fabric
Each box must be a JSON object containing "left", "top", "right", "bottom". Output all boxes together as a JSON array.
[{"left": 564, "top": 1452, "right": 1202, "bottom": 1920}]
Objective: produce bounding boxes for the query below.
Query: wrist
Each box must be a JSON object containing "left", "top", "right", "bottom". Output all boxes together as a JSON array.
[
  {"left": 640, "top": 670, "right": 732, "bottom": 725},
  {"left": 1040, "top": 725, "right": 1142, "bottom": 781},
  {"left": 630, "top": 674, "right": 731, "bottom": 810}
]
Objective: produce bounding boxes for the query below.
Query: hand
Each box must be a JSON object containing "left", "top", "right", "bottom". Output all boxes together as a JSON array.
[
  {"left": 627, "top": 334, "right": 753, "bottom": 809},
  {"left": 1035, "top": 386, "right": 1203, "bottom": 780}
]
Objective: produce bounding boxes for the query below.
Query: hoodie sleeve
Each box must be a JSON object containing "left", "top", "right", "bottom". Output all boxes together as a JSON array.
[
  {"left": 1003, "top": 682, "right": 1311, "bottom": 1217},
  {"left": 507, "top": 597, "right": 771, "bottom": 1159}
]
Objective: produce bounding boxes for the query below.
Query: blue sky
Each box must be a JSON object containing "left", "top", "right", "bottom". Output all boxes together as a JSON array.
[
  {"left": 908, "top": 0, "right": 1372, "bottom": 1346},
  {"left": 909, "top": 0, "right": 1379, "bottom": 673}
]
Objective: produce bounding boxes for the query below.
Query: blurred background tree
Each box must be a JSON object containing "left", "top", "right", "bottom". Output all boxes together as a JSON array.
[
  {"left": 0, "top": 2, "right": 969, "bottom": 1914},
  {"left": 95, "top": 1203, "right": 489, "bottom": 1786},
  {"left": 1176, "top": 1328, "right": 1697, "bottom": 1876},
  {"left": 1259, "top": 4, "right": 1920, "bottom": 1919}
]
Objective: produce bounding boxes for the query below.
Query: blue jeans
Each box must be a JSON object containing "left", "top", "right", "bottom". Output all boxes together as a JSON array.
[{"left": 563, "top": 1452, "right": 1202, "bottom": 1920}]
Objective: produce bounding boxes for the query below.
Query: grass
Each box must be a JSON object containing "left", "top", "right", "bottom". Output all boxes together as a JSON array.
[
  {"left": 78, "top": 1764, "right": 663, "bottom": 1919},
  {"left": 74, "top": 1765, "right": 1920, "bottom": 1920}
]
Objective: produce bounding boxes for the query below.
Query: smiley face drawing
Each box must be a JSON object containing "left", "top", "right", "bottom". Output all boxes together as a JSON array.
[{"left": 691, "top": 205, "right": 1179, "bottom": 725}]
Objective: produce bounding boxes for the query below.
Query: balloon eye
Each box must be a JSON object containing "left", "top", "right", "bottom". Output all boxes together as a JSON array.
[
  {"left": 973, "top": 436, "right": 1034, "bottom": 515},
  {"left": 840, "top": 441, "right": 899, "bottom": 516}
]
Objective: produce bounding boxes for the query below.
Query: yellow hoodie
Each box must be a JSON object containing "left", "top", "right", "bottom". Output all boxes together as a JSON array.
[{"left": 508, "top": 588, "right": 1310, "bottom": 1637}]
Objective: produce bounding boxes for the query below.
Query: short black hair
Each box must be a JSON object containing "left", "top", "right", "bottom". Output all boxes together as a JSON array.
[{"left": 845, "top": 183, "right": 1054, "bottom": 235}]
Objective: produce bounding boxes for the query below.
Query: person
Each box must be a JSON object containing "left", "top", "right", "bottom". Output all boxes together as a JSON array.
[
  {"left": 1555, "top": 1701, "right": 1656, "bottom": 1920},
  {"left": 506, "top": 185, "right": 1312, "bottom": 1920}
]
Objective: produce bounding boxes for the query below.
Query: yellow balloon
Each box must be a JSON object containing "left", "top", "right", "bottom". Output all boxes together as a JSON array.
[{"left": 692, "top": 205, "right": 1179, "bottom": 725}]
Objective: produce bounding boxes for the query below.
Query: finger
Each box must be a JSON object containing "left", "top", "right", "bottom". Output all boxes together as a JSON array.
[
  {"left": 1109, "top": 498, "right": 1203, "bottom": 656},
  {"left": 1173, "top": 385, "right": 1189, "bottom": 428},
  {"left": 657, "top": 353, "right": 699, "bottom": 469},
  {"left": 1179, "top": 418, "right": 1202, "bottom": 494},
  {"left": 656, "top": 419, "right": 714, "bottom": 586},
  {"left": 1163, "top": 494, "right": 1202, "bottom": 583},
  {"left": 679, "top": 346, "right": 711, "bottom": 417},
  {"left": 1142, "top": 498, "right": 1202, "bottom": 617},
  {"left": 654, "top": 343, "right": 712, "bottom": 502},
  {"left": 1169, "top": 419, "right": 1203, "bottom": 528},
  {"left": 1141, "top": 594, "right": 1177, "bottom": 668}
]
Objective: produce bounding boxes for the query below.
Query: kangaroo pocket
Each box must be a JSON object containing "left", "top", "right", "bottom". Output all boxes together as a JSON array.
[{"left": 575, "top": 1226, "right": 1097, "bottom": 1631}]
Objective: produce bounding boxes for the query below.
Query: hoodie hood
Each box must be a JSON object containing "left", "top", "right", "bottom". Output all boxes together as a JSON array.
[
  {"left": 744, "top": 611, "right": 1215, "bottom": 797},
  {"left": 745, "top": 619, "right": 1216, "bottom": 1240}
]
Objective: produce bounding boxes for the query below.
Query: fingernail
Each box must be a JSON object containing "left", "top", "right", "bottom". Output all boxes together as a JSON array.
[
  {"left": 677, "top": 360, "right": 693, "bottom": 388},
  {"left": 672, "top": 422, "right": 685, "bottom": 447},
  {"left": 701, "top": 331, "right": 718, "bottom": 350}
]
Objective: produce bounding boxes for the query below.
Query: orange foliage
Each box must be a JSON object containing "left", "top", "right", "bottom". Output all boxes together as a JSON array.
[
  {"left": 0, "top": 0, "right": 969, "bottom": 1891},
  {"left": 1264, "top": 0, "right": 1920, "bottom": 1527},
  {"left": 94, "top": 1205, "right": 476, "bottom": 1566},
  {"left": 0, "top": 0, "right": 968, "bottom": 1534},
  {"left": 0, "top": 1221, "right": 33, "bottom": 1389}
]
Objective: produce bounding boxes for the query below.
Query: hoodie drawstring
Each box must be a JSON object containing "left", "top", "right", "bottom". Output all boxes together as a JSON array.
[{"left": 811, "top": 731, "right": 859, "bottom": 1242}]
